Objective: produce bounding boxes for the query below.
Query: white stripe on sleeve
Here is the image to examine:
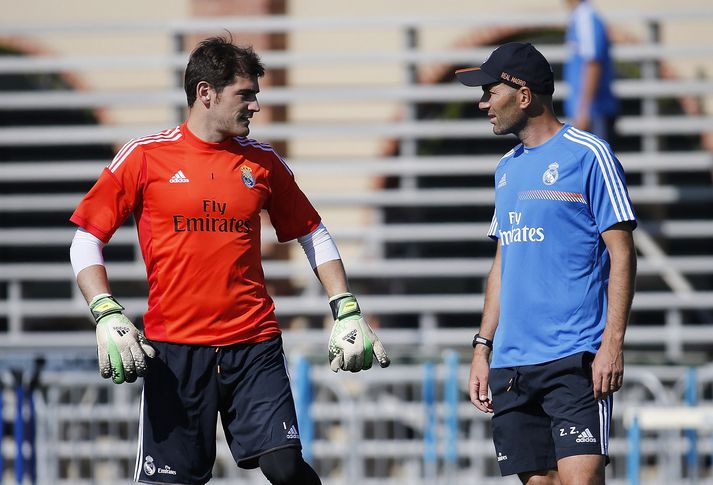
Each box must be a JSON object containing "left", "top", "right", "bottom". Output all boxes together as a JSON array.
[
  {"left": 563, "top": 130, "right": 634, "bottom": 223},
  {"left": 487, "top": 211, "right": 499, "bottom": 237},
  {"left": 568, "top": 128, "right": 635, "bottom": 220}
]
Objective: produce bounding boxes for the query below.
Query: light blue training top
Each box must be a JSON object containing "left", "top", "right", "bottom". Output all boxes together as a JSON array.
[{"left": 488, "top": 124, "right": 636, "bottom": 368}]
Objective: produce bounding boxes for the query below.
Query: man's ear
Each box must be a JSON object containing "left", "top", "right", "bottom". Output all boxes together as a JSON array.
[
  {"left": 518, "top": 87, "right": 533, "bottom": 109},
  {"left": 196, "top": 81, "right": 213, "bottom": 107}
]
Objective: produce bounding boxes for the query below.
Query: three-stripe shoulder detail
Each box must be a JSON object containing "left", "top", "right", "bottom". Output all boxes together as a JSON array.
[
  {"left": 500, "top": 145, "right": 519, "bottom": 162},
  {"left": 234, "top": 136, "right": 274, "bottom": 152},
  {"left": 562, "top": 127, "right": 635, "bottom": 223},
  {"left": 108, "top": 126, "right": 183, "bottom": 173},
  {"left": 234, "top": 136, "right": 294, "bottom": 176}
]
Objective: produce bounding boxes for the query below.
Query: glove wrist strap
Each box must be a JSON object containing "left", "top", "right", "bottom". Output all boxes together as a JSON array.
[
  {"left": 89, "top": 293, "right": 125, "bottom": 324},
  {"left": 329, "top": 292, "right": 360, "bottom": 320}
]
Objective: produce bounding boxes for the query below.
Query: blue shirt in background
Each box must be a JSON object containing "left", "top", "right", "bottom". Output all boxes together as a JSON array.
[{"left": 564, "top": 1, "right": 619, "bottom": 119}]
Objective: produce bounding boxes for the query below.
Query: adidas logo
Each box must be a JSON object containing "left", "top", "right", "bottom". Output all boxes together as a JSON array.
[
  {"left": 286, "top": 425, "right": 300, "bottom": 439},
  {"left": 343, "top": 329, "right": 358, "bottom": 344},
  {"left": 113, "top": 326, "right": 130, "bottom": 337},
  {"left": 497, "top": 452, "right": 508, "bottom": 462},
  {"left": 169, "top": 170, "right": 190, "bottom": 183},
  {"left": 497, "top": 173, "right": 507, "bottom": 188},
  {"left": 576, "top": 428, "right": 597, "bottom": 443}
]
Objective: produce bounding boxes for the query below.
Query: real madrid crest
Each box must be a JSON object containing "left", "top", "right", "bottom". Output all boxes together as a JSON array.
[
  {"left": 144, "top": 455, "right": 156, "bottom": 476},
  {"left": 240, "top": 165, "right": 255, "bottom": 188},
  {"left": 542, "top": 162, "right": 559, "bottom": 186}
]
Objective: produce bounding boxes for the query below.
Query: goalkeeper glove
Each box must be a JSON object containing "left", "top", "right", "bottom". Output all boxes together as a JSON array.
[
  {"left": 328, "top": 292, "right": 390, "bottom": 372},
  {"left": 89, "top": 293, "right": 156, "bottom": 384}
]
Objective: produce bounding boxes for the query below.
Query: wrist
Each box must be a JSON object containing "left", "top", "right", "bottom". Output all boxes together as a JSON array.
[
  {"left": 473, "top": 345, "right": 491, "bottom": 358},
  {"left": 329, "top": 292, "right": 360, "bottom": 320},
  {"left": 89, "top": 294, "right": 124, "bottom": 325},
  {"left": 600, "top": 330, "right": 625, "bottom": 349},
  {"left": 472, "top": 333, "right": 493, "bottom": 350}
]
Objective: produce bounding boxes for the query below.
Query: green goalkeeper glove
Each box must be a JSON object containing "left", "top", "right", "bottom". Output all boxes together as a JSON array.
[
  {"left": 89, "top": 293, "right": 156, "bottom": 384},
  {"left": 328, "top": 292, "right": 390, "bottom": 372}
]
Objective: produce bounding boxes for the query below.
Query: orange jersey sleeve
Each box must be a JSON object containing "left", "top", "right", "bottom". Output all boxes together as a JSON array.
[{"left": 69, "top": 129, "right": 162, "bottom": 242}]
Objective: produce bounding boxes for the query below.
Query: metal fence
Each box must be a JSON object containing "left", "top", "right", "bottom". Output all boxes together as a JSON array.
[{"left": 4, "top": 353, "right": 713, "bottom": 484}]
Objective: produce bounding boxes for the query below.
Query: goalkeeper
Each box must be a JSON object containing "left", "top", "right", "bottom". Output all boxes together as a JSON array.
[{"left": 69, "top": 36, "right": 388, "bottom": 485}]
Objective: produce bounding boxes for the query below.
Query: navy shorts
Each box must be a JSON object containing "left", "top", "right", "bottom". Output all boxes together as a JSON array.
[
  {"left": 134, "top": 336, "right": 302, "bottom": 484},
  {"left": 490, "top": 352, "right": 612, "bottom": 476}
]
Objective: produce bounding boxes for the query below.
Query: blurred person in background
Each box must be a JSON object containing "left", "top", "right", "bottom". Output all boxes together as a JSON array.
[
  {"left": 564, "top": 0, "right": 620, "bottom": 141},
  {"left": 69, "top": 35, "right": 389, "bottom": 485},
  {"left": 456, "top": 42, "right": 636, "bottom": 484}
]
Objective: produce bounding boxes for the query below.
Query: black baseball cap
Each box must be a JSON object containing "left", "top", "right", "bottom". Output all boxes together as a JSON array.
[{"left": 455, "top": 42, "right": 555, "bottom": 95}]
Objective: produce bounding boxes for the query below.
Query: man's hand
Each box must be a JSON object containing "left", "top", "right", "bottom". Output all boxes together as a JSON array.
[
  {"left": 328, "top": 293, "right": 390, "bottom": 372},
  {"left": 469, "top": 349, "right": 493, "bottom": 413},
  {"left": 90, "top": 294, "right": 156, "bottom": 384},
  {"left": 591, "top": 343, "right": 624, "bottom": 400}
]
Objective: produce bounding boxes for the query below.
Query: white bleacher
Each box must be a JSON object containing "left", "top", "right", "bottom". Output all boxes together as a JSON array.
[
  {"left": 0, "top": 115, "right": 713, "bottom": 145},
  {"left": 1, "top": 8, "right": 713, "bottom": 484},
  {"left": 2, "top": 80, "right": 713, "bottom": 111},
  {"left": 0, "top": 4, "right": 710, "bottom": 375}
]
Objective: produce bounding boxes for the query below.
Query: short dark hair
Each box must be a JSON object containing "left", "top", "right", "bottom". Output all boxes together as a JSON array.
[{"left": 184, "top": 35, "right": 265, "bottom": 107}]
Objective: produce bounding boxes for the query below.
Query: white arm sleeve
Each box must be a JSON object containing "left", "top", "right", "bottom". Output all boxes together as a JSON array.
[
  {"left": 70, "top": 228, "right": 106, "bottom": 277},
  {"left": 297, "top": 222, "right": 341, "bottom": 269}
]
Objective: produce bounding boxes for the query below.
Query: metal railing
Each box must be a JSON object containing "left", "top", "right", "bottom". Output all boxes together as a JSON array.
[{"left": 3, "top": 355, "right": 712, "bottom": 484}]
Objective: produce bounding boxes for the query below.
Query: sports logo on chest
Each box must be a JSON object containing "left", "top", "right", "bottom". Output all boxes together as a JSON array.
[
  {"left": 542, "top": 162, "right": 559, "bottom": 186},
  {"left": 240, "top": 165, "right": 255, "bottom": 188},
  {"left": 519, "top": 161, "right": 587, "bottom": 205}
]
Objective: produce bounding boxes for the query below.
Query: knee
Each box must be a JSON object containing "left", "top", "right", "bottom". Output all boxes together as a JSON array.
[
  {"left": 519, "top": 470, "right": 561, "bottom": 485},
  {"left": 261, "top": 462, "right": 300, "bottom": 485},
  {"left": 524, "top": 478, "right": 559, "bottom": 485},
  {"left": 258, "top": 448, "right": 305, "bottom": 485}
]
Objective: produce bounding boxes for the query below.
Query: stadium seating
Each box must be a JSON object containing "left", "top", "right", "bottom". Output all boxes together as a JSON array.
[{"left": 1, "top": 9, "right": 713, "bottom": 484}]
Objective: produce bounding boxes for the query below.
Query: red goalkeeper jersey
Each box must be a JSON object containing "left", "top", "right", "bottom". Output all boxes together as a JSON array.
[{"left": 71, "top": 123, "right": 321, "bottom": 345}]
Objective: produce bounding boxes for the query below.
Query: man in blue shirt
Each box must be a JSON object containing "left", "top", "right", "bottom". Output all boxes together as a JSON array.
[
  {"left": 565, "top": 0, "right": 619, "bottom": 140},
  {"left": 456, "top": 42, "right": 636, "bottom": 484}
]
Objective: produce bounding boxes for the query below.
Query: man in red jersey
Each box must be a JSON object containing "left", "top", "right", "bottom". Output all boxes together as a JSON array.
[{"left": 69, "top": 36, "right": 389, "bottom": 485}]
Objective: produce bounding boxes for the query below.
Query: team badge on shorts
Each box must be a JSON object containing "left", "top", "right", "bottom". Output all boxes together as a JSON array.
[
  {"left": 542, "top": 162, "right": 559, "bottom": 185},
  {"left": 240, "top": 165, "right": 255, "bottom": 188},
  {"left": 143, "top": 455, "right": 156, "bottom": 476}
]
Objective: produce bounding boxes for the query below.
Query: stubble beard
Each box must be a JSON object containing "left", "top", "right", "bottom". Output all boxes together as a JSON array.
[
  {"left": 219, "top": 116, "right": 249, "bottom": 138},
  {"left": 494, "top": 111, "right": 528, "bottom": 138}
]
